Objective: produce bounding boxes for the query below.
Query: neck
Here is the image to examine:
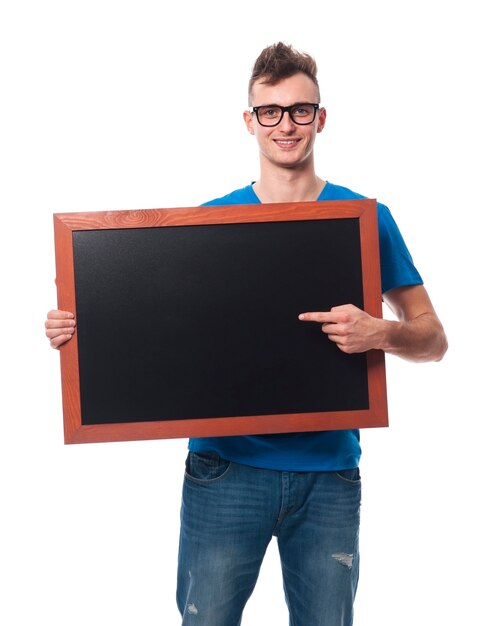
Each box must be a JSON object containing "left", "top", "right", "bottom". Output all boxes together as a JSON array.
[{"left": 253, "top": 160, "right": 325, "bottom": 203}]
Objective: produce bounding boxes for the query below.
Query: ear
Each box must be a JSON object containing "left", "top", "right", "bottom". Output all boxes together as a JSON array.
[
  {"left": 243, "top": 110, "right": 255, "bottom": 135},
  {"left": 317, "top": 107, "right": 327, "bottom": 133}
]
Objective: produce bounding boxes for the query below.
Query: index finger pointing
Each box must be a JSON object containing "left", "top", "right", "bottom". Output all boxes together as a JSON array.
[{"left": 298, "top": 312, "right": 334, "bottom": 323}]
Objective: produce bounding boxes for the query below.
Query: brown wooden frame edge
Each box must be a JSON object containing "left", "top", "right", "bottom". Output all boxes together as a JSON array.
[{"left": 54, "top": 199, "right": 388, "bottom": 444}]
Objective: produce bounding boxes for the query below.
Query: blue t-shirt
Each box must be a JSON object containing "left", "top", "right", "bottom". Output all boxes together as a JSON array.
[{"left": 188, "top": 181, "right": 422, "bottom": 471}]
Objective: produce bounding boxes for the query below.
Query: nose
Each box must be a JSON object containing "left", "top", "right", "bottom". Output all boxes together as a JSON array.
[{"left": 278, "top": 110, "right": 296, "bottom": 132}]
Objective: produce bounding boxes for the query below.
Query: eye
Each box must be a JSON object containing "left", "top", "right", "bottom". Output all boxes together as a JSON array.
[
  {"left": 260, "top": 106, "right": 280, "bottom": 118},
  {"left": 292, "top": 105, "right": 313, "bottom": 117}
]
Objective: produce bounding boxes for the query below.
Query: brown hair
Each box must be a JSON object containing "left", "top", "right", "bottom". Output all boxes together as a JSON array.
[{"left": 248, "top": 42, "right": 320, "bottom": 104}]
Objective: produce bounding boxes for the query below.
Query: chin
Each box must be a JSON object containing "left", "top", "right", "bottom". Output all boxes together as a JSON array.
[{"left": 275, "top": 155, "right": 310, "bottom": 169}]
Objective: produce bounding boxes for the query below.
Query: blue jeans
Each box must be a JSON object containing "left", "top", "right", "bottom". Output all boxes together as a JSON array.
[{"left": 177, "top": 452, "right": 361, "bottom": 626}]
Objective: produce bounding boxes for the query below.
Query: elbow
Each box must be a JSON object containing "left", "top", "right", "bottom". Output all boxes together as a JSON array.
[
  {"left": 430, "top": 324, "right": 448, "bottom": 362},
  {"left": 425, "top": 315, "right": 448, "bottom": 362},
  {"left": 411, "top": 325, "right": 448, "bottom": 364},
  {"left": 434, "top": 334, "right": 449, "bottom": 362}
]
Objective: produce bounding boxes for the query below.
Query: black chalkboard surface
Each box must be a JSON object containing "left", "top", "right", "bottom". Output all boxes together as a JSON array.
[{"left": 54, "top": 200, "right": 387, "bottom": 443}]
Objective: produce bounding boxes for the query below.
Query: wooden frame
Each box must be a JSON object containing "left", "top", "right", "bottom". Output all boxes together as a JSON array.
[{"left": 54, "top": 199, "right": 387, "bottom": 444}]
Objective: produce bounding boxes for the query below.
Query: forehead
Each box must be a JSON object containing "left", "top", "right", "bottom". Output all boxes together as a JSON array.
[{"left": 250, "top": 72, "right": 319, "bottom": 105}]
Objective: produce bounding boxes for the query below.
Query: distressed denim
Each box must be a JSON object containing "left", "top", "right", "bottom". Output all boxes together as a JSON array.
[{"left": 177, "top": 452, "right": 361, "bottom": 626}]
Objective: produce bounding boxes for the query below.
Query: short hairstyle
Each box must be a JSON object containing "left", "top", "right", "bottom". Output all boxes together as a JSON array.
[{"left": 248, "top": 42, "right": 320, "bottom": 104}]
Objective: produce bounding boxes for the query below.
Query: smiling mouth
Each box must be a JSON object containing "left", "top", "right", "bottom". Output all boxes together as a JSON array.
[{"left": 273, "top": 138, "right": 301, "bottom": 148}]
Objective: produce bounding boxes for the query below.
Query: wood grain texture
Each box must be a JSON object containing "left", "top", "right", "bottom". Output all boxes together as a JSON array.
[
  {"left": 53, "top": 215, "right": 81, "bottom": 442},
  {"left": 54, "top": 200, "right": 371, "bottom": 230}
]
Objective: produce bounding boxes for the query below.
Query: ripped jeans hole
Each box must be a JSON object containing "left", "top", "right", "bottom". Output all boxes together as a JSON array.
[
  {"left": 187, "top": 603, "right": 199, "bottom": 615},
  {"left": 331, "top": 552, "right": 354, "bottom": 569}
]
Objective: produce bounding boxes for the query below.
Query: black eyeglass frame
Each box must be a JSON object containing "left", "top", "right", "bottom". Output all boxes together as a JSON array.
[{"left": 249, "top": 103, "right": 320, "bottom": 127}]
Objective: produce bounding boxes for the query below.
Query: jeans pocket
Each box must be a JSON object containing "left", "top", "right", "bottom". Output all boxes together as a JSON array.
[
  {"left": 185, "top": 451, "right": 232, "bottom": 484},
  {"left": 334, "top": 467, "right": 361, "bottom": 484}
]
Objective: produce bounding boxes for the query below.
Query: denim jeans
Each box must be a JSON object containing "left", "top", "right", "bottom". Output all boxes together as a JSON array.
[{"left": 177, "top": 452, "right": 361, "bottom": 626}]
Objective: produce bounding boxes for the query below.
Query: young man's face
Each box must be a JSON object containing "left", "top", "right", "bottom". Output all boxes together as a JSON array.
[{"left": 244, "top": 72, "right": 326, "bottom": 172}]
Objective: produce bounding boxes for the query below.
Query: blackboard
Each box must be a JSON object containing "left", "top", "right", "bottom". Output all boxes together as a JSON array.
[{"left": 54, "top": 200, "right": 387, "bottom": 443}]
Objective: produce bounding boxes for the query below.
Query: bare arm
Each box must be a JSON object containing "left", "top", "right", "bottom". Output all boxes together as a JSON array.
[
  {"left": 380, "top": 284, "right": 448, "bottom": 361},
  {"left": 45, "top": 310, "right": 76, "bottom": 349},
  {"left": 299, "top": 285, "right": 448, "bottom": 363}
]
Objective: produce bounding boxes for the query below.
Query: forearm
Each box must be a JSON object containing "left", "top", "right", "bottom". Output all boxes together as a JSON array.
[{"left": 376, "top": 312, "right": 448, "bottom": 363}]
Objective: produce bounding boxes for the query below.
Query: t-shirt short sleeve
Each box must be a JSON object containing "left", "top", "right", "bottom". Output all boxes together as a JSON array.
[{"left": 377, "top": 203, "right": 422, "bottom": 293}]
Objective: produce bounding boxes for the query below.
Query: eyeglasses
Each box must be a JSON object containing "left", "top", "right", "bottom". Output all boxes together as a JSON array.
[{"left": 249, "top": 103, "right": 320, "bottom": 127}]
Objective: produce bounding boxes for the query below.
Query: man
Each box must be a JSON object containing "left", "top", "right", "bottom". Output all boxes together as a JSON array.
[{"left": 46, "top": 42, "right": 447, "bottom": 626}]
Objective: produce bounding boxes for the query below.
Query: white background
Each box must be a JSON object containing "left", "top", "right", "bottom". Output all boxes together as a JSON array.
[{"left": 1, "top": 1, "right": 487, "bottom": 624}]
